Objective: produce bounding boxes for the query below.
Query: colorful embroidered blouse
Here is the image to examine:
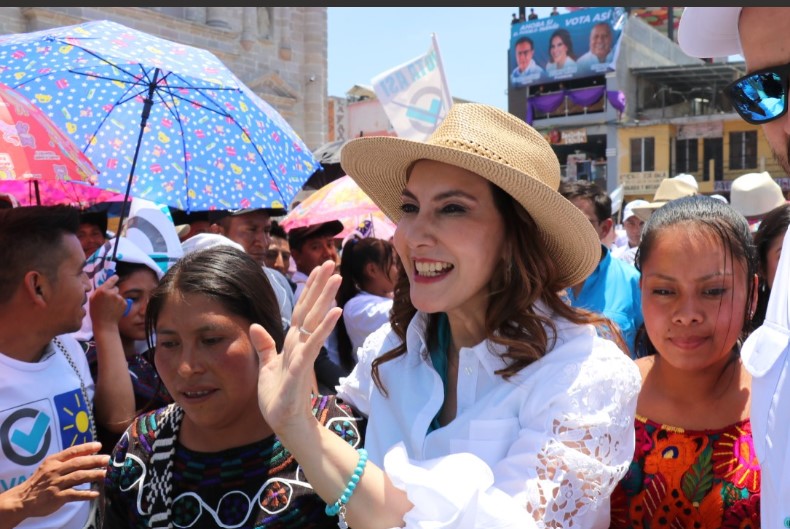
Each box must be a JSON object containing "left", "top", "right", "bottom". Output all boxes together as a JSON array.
[
  {"left": 103, "top": 395, "right": 363, "bottom": 529},
  {"left": 610, "top": 415, "right": 761, "bottom": 529}
]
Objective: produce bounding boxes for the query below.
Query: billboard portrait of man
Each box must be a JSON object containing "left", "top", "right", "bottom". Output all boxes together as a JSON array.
[
  {"left": 576, "top": 22, "right": 615, "bottom": 74},
  {"left": 510, "top": 36, "right": 546, "bottom": 88}
]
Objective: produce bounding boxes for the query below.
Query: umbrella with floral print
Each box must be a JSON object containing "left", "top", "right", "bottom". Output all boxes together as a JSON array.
[{"left": 0, "top": 19, "right": 317, "bottom": 219}]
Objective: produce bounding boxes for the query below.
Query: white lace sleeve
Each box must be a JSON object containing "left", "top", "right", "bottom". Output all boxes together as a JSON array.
[{"left": 383, "top": 337, "right": 641, "bottom": 529}]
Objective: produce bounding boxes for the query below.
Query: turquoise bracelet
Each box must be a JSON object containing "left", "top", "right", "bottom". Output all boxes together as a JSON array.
[{"left": 326, "top": 448, "right": 368, "bottom": 517}]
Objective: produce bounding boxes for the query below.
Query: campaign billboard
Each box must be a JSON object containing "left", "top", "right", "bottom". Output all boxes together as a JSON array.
[{"left": 509, "top": 7, "right": 627, "bottom": 89}]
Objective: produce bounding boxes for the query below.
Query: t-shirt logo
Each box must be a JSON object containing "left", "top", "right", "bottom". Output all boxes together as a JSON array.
[{"left": 0, "top": 389, "right": 92, "bottom": 467}]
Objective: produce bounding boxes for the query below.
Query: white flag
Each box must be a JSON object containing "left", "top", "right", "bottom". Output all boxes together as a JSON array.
[{"left": 372, "top": 34, "right": 452, "bottom": 141}]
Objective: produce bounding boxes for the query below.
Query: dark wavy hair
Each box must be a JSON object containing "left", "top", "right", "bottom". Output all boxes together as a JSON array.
[
  {"left": 634, "top": 194, "right": 757, "bottom": 359},
  {"left": 145, "top": 245, "right": 284, "bottom": 352},
  {"left": 548, "top": 28, "right": 576, "bottom": 63},
  {"left": 371, "top": 175, "right": 619, "bottom": 396},
  {"left": 335, "top": 237, "right": 396, "bottom": 371},
  {"left": 752, "top": 203, "right": 790, "bottom": 326}
]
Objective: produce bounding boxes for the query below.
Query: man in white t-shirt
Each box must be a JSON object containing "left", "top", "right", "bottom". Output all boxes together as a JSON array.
[{"left": 0, "top": 206, "right": 134, "bottom": 528}]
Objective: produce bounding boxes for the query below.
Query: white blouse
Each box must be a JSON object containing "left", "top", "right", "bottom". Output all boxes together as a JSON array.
[
  {"left": 342, "top": 291, "right": 393, "bottom": 361},
  {"left": 336, "top": 310, "right": 641, "bottom": 529}
]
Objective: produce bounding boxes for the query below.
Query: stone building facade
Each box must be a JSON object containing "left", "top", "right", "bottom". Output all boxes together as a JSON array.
[{"left": 0, "top": 6, "right": 328, "bottom": 149}]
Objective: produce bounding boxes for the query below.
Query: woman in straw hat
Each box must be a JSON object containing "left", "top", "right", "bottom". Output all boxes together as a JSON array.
[{"left": 253, "top": 103, "right": 641, "bottom": 528}]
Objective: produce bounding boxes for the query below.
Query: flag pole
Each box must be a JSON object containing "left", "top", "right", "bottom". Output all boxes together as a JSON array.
[{"left": 431, "top": 33, "right": 453, "bottom": 113}]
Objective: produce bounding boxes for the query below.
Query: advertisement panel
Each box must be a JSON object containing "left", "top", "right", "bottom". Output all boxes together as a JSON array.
[{"left": 509, "top": 7, "right": 627, "bottom": 89}]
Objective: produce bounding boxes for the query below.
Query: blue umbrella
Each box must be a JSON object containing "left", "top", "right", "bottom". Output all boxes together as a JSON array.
[{"left": 0, "top": 19, "right": 318, "bottom": 222}]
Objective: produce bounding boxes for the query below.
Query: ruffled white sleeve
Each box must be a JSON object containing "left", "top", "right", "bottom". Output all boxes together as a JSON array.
[{"left": 382, "top": 336, "right": 641, "bottom": 529}]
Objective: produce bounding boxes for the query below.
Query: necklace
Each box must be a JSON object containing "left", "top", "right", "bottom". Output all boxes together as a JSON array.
[{"left": 54, "top": 337, "right": 97, "bottom": 442}]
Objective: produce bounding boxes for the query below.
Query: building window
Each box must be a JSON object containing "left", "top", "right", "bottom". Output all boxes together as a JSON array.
[
  {"left": 675, "top": 138, "right": 698, "bottom": 174},
  {"left": 630, "top": 137, "right": 655, "bottom": 172},
  {"left": 729, "top": 130, "right": 757, "bottom": 170}
]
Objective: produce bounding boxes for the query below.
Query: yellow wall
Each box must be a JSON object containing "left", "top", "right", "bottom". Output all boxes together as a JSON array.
[
  {"left": 618, "top": 124, "right": 673, "bottom": 201},
  {"left": 617, "top": 119, "right": 782, "bottom": 199}
]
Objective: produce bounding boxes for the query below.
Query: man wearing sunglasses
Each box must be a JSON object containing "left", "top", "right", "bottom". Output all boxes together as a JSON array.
[{"left": 679, "top": 8, "right": 790, "bottom": 527}]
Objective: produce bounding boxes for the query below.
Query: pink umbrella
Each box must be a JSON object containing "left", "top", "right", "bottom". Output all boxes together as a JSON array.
[
  {"left": 281, "top": 175, "right": 396, "bottom": 239},
  {"left": 0, "top": 82, "right": 103, "bottom": 205},
  {"left": 0, "top": 179, "right": 125, "bottom": 207}
]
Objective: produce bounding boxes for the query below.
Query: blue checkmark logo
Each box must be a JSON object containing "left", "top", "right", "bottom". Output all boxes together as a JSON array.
[{"left": 11, "top": 412, "right": 50, "bottom": 455}]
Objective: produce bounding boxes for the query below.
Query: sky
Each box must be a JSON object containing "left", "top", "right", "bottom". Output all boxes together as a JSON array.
[{"left": 327, "top": 7, "right": 566, "bottom": 111}]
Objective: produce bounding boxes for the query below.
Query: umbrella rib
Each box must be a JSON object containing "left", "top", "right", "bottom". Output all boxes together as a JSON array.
[
  {"left": 78, "top": 80, "right": 149, "bottom": 154},
  {"left": 151, "top": 76, "right": 193, "bottom": 212},
  {"left": 68, "top": 69, "right": 150, "bottom": 87},
  {"left": 61, "top": 42, "right": 149, "bottom": 84}
]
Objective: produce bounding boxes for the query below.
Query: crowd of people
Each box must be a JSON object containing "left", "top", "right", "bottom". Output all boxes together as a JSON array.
[{"left": 1, "top": 7, "right": 790, "bottom": 529}]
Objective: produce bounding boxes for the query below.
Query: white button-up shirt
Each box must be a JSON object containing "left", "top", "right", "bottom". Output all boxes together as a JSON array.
[{"left": 337, "top": 309, "right": 640, "bottom": 528}]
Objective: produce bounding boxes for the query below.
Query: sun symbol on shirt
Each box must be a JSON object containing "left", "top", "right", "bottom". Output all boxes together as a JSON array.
[{"left": 54, "top": 389, "right": 92, "bottom": 447}]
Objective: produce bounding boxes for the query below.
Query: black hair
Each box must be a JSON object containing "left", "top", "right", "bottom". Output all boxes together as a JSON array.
[
  {"left": 269, "top": 220, "right": 287, "bottom": 240},
  {"left": 548, "top": 28, "right": 576, "bottom": 62},
  {"left": 634, "top": 194, "right": 757, "bottom": 358},
  {"left": 334, "top": 237, "right": 396, "bottom": 371},
  {"left": 515, "top": 36, "right": 535, "bottom": 50},
  {"left": 145, "top": 245, "right": 284, "bottom": 352},
  {"left": 752, "top": 202, "right": 790, "bottom": 326},
  {"left": 0, "top": 206, "right": 80, "bottom": 304},
  {"left": 558, "top": 179, "right": 612, "bottom": 222}
]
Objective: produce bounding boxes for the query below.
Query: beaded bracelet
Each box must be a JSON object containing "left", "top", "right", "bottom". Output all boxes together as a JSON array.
[{"left": 326, "top": 447, "right": 368, "bottom": 523}]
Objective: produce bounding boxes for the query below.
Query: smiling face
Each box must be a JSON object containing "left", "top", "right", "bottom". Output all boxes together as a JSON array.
[
  {"left": 393, "top": 160, "right": 506, "bottom": 320},
  {"left": 739, "top": 8, "right": 790, "bottom": 175},
  {"left": 640, "top": 225, "right": 751, "bottom": 372},
  {"left": 76, "top": 222, "right": 106, "bottom": 258},
  {"left": 153, "top": 292, "right": 264, "bottom": 446},
  {"left": 589, "top": 23, "right": 612, "bottom": 61},
  {"left": 117, "top": 267, "right": 159, "bottom": 343},
  {"left": 550, "top": 35, "right": 568, "bottom": 65}
]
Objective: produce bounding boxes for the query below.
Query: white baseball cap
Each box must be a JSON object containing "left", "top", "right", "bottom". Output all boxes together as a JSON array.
[
  {"left": 623, "top": 199, "right": 649, "bottom": 222},
  {"left": 678, "top": 7, "right": 743, "bottom": 58}
]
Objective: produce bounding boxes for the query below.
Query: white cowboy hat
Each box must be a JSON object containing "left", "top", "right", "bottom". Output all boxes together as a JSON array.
[
  {"left": 632, "top": 178, "right": 698, "bottom": 222},
  {"left": 340, "top": 103, "right": 600, "bottom": 289},
  {"left": 730, "top": 171, "right": 786, "bottom": 219}
]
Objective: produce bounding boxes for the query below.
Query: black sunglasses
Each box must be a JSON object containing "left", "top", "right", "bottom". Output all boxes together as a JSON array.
[{"left": 726, "top": 62, "right": 790, "bottom": 125}]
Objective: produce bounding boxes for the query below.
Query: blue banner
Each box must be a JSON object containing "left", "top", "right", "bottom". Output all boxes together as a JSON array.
[{"left": 509, "top": 7, "right": 627, "bottom": 89}]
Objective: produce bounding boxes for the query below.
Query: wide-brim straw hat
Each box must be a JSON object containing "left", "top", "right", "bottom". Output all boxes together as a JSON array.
[
  {"left": 632, "top": 177, "right": 698, "bottom": 222},
  {"left": 340, "top": 103, "right": 600, "bottom": 289}
]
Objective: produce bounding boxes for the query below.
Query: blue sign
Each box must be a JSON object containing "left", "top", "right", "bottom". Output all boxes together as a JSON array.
[{"left": 509, "top": 7, "right": 627, "bottom": 89}]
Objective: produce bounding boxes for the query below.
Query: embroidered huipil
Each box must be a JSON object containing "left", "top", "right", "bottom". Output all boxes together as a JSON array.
[{"left": 336, "top": 309, "right": 641, "bottom": 528}]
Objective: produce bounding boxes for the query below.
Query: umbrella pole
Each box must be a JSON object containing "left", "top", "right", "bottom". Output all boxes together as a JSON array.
[
  {"left": 111, "top": 68, "right": 160, "bottom": 262},
  {"left": 34, "top": 180, "right": 41, "bottom": 206}
]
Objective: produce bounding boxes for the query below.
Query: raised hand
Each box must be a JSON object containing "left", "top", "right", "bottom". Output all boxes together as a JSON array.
[
  {"left": 254, "top": 260, "right": 342, "bottom": 432},
  {"left": 0, "top": 442, "right": 108, "bottom": 525},
  {"left": 88, "top": 273, "right": 128, "bottom": 328}
]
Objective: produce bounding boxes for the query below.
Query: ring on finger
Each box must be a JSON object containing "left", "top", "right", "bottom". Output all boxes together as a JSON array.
[{"left": 298, "top": 326, "right": 313, "bottom": 337}]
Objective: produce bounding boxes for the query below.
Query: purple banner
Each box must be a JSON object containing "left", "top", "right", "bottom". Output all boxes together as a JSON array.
[{"left": 525, "top": 88, "right": 625, "bottom": 124}]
